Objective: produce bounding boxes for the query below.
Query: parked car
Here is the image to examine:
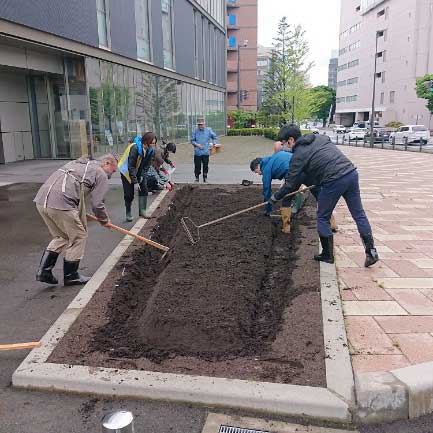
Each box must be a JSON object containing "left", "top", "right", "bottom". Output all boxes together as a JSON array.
[
  {"left": 333, "top": 124, "right": 346, "bottom": 134},
  {"left": 304, "top": 126, "right": 320, "bottom": 134},
  {"left": 347, "top": 128, "right": 367, "bottom": 140},
  {"left": 393, "top": 125, "right": 430, "bottom": 144},
  {"left": 364, "top": 127, "right": 393, "bottom": 143}
]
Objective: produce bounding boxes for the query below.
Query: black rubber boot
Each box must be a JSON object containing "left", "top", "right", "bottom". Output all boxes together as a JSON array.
[
  {"left": 36, "top": 250, "right": 59, "bottom": 284},
  {"left": 64, "top": 260, "right": 91, "bottom": 286},
  {"left": 125, "top": 201, "right": 133, "bottom": 222},
  {"left": 314, "top": 236, "right": 335, "bottom": 264},
  {"left": 361, "top": 234, "right": 379, "bottom": 267}
]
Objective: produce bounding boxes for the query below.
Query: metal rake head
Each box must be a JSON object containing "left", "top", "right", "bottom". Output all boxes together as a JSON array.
[{"left": 180, "top": 216, "right": 200, "bottom": 245}]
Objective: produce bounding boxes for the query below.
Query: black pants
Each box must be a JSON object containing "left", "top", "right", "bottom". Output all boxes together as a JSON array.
[
  {"left": 194, "top": 155, "right": 209, "bottom": 178},
  {"left": 121, "top": 173, "right": 148, "bottom": 205}
]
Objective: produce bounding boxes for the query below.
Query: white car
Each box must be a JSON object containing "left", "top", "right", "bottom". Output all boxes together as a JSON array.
[
  {"left": 333, "top": 124, "right": 346, "bottom": 134},
  {"left": 348, "top": 128, "right": 367, "bottom": 140},
  {"left": 393, "top": 125, "right": 430, "bottom": 144}
]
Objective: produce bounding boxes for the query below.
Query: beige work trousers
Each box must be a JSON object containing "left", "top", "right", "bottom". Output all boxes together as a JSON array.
[{"left": 36, "top": 205, "right": 88, "bottom": 261}]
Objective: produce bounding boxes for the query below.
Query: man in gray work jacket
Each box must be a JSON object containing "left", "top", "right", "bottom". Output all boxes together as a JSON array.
[{"left": 34, "top": 154, "right": 118, "bottom": 286}]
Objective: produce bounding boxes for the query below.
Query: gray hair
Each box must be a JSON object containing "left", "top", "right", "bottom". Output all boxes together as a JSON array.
[{"left": 99, "top": 153, "right": 119, "bottom": 165}]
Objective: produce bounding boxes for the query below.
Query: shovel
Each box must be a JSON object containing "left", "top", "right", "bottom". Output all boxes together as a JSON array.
[{"left": 181, "top": 185, "right": 315, "bottom": 245}]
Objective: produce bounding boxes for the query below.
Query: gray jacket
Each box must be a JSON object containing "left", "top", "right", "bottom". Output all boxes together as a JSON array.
[
  {"left": 34, "top": 158, "right": 109, "bottom": 223},
  {"left": 274, "top": 134, "right": 356, "bottom": 200}
]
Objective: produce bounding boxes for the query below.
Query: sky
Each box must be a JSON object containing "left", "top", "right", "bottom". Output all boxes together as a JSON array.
[{"left": 257, "top": 0, "right": 341, "bottom": 87}]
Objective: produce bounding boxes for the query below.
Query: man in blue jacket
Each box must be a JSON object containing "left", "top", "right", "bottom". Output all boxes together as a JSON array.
[
  {"left": 250, "top": 151, "right": 293, "bottom": 233},
  {"left": 191, "top": 118, "right": 217, "bottom": 182}
]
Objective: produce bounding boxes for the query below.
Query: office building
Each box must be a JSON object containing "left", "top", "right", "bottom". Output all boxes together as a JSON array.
[
  {"left": 226, "top": 0, "right": 258, "bottom": 111},
  {"left": 335, "top": 0, "right": 433, "bottom": 128},
  {"left": 328, "top": 50, "right": 338, "bottom": 90},
  {"left": 0, "top": 0, "right": 226, "bottom": 163},
  {"left": 257, "top": 45, "right": 272, "bottom": 109}
]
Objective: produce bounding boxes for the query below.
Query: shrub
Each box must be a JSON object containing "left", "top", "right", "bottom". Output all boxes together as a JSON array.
[
  {"left": 227, "top": 128, "right": 314, "bottom": 139},
  {"left": 385, "top": 121, "right": 403, "bottom": 129}
]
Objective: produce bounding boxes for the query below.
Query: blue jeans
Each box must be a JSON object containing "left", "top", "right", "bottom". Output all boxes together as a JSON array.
[{"left": 317, "top": 170, "right": 372, "bottom": 237}]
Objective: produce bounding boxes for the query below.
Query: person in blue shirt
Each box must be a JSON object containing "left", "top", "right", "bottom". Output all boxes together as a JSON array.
[
  {"left": 191, "top": 118, "right": 217, "bottom": 182},
  {"left": 250, "top": 150, "right": 294, "bottom": 233}
]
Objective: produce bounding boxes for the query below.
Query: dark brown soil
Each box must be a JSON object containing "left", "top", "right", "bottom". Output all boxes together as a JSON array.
[{"left": 49, "top": 185, "right": 326, "bottom": 387}]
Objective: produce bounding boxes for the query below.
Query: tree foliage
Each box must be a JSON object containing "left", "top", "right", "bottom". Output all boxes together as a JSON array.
[
  {"left": 260, "top": 17, "right": 313, "bottom": 124},
  {"left": 309, "top": 85, "right": 336, "bottom": 125},
  {"left": 415, "top": 74, "right": 433, "bottom": 114}
]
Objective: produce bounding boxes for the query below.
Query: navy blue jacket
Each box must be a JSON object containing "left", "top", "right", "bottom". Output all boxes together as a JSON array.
[
  {"left": 261, "top": 150, "right": 293, "bottom": 212},
  {"left": 275, "top": 134, "right": 355, "bottom": 201}
]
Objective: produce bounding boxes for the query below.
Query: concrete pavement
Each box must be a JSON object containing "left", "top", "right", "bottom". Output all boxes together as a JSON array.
[{"left": 3, "top": 137, "right": 433, "bottom": 431}]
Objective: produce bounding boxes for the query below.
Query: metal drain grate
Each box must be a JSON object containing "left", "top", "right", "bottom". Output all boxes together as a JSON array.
[{"left": 219, "top": 426, "right": 272, "bottom": 433}]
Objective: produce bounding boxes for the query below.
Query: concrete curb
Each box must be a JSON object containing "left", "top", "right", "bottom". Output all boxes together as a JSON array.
[{"left": 13, "top": 189, "right": 353, "bottom": 424}]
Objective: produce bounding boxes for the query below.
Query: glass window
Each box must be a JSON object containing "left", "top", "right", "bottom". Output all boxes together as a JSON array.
[
  {"left": 193, "top": 10, "right": 200, "bottom": 78},
  {"left": 135, "top": 0, "right": 151, "bottom": 61},
  {"left": 229, "top": 36, "right": 236, "bottom": 48},
  {"left": 390, "top": 90, "right": 395, "bottom": 103},
  {"left": 229, "top": 14, "right": 236, "bottom": 25},
  {"left": 97, "top": 0, "right": 110, "bottom": 48},
  {"left": 161, "top": 0, "right": 174, "bottom": 69}
]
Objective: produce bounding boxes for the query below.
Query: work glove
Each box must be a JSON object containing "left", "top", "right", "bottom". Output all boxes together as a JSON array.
[
  {"left": 162, "top": 169, "right": 169, "bottom": 175},
  {"left": 268, "top": 194, "right": 278, "bottom": 205},
  {"left": 170, "top": 162, "right": 176, "bottom": 168}
]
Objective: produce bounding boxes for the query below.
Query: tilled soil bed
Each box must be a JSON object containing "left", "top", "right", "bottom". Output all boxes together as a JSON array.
[{"left": 49, "top": 185, "right": 326, "bottom": 387}]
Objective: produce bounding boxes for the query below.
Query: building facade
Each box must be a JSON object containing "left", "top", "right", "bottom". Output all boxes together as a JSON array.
[
  {"left": 226, "top": 0, "right": 257, "bottom": 111},
  {"left": 0, "top": 0, "right": 226, "bottom": 164},
  {"left": 256, "top": 45, "right": 272, "bottom": 109},
  {"left": 335, "top": 0, "right": 433, "bottom": 128},
  {"left": 328, "top": 50, "right": 338, "bottom": 90}
]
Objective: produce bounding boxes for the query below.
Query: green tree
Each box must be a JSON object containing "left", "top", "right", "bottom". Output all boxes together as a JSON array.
[
  {"left": 416, "top": 74, "right": 433, "bottom": 114},
  {"left": 309, "top": 85, "right": 336, "bottom": 126},
  {"left": 261, "top": 17, "right": 313, "bottom": 124},
  {"left": 228, "top": 109, "right": 255, "bottom": 128}
]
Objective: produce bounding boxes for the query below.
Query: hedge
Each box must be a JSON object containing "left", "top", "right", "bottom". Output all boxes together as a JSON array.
[{"left": 228, "top": 128, "right": 310, "bottom": 140}]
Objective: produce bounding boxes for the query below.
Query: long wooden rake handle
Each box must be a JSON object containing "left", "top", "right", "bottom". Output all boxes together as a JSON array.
[
  {"left": 0, "top": 342, "right": 40, "bottom": 351},
  {"left": 199, "top": 185, "right": 315, "bottom": 229},
  {"left": 87, "top": 214, "right": 169, "bottom": 252}
]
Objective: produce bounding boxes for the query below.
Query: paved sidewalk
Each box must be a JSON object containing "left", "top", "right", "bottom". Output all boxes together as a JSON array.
[{"left": 334, "top": 146, "right": 433, "bottom": 374}]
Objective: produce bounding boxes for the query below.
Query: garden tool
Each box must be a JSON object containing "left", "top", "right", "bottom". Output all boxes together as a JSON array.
[
  {"left": 87, "top": 214, "right": 169, "bottom": 254},
  {"left": 0, "top": 342, "right": 40, "bottom": 351},
  {"left": 181, "top": 185, "right": 315, "bottom": 245}
]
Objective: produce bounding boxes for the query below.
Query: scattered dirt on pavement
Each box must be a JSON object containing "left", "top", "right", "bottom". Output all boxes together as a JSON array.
[{"left": 49, "top": 185, "right": 326, "bottom": 387}]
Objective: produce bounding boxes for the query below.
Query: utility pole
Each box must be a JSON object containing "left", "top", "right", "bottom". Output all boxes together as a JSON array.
[
  {"left": 237, "top": 40, "right": 248, "bottom": 109},
  {"left": 370, "top": 30, "right": 383, "bottom": 148}
]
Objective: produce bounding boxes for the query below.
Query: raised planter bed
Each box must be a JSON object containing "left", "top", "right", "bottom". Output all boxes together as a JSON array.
[{"left": 49, "top": 185, "right": 326, "bottom": 387}]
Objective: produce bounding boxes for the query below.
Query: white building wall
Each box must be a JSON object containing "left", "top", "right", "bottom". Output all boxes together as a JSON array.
[{"left": 336, "top": 0, "right": 433, "bottom": 129}]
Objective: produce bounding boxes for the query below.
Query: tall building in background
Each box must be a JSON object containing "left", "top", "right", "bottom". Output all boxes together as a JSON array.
[
  {"left": 328, "top": 50, "right": 338, "bottom": 90},
  {"left": 0, "top": 0, "right": 226, "bottom": 164},
  {"left": 335, "top": 0, "right": 433, "bottom": 127},
  {"left": 226, "top": 0, "right": 258, "bottom": 111},
  {"left": 257, "top": 45, "right": 272, "bottom": 109}
]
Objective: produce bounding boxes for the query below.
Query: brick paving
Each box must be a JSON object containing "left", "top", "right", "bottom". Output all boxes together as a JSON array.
[{"left": 335, "top": 147, "right": 433, "bottom": 374}]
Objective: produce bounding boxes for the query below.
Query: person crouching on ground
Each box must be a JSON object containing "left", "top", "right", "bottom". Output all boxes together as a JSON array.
[
  {"left": 148, "top": 141, "right": 176, "bottom": 192},
  {"left": 34, "top": 154, "right": 118, "bottom": 286},
  {"left": 191, "top": 118, "right": 217, "bottom": 183},
  {"left": 118, "top": 132, "right": 156, "bottom": 222},
  {"left": 250, "top": 150, "right": 293, "bottom": 233},
  {"left": 269, "top": 124, "right": 379, "bottom": 267}
]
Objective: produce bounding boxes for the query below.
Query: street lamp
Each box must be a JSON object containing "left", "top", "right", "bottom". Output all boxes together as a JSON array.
[
  {"left": 370, "top": 30, "right": 384, "bottom": 148},
  {"left": 237, "top": 39, "right": 248, "bottom": 109}
]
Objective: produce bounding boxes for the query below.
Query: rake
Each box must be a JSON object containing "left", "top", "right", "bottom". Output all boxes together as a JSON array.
[{"left": 180, "top": 185, "right": 314, "bottom": 245}]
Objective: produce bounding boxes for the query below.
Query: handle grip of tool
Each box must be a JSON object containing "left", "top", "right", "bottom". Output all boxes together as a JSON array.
[
  {"left": 86, "top": 214, "right": 169, "bottom": 252},
  {"left": 199, "top": 185, "right": 315, "bottom": 229}
]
